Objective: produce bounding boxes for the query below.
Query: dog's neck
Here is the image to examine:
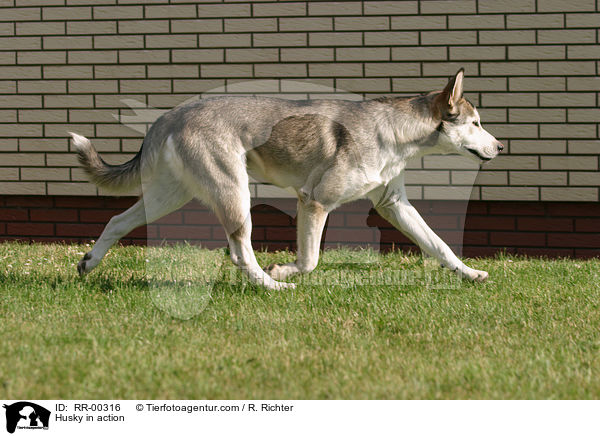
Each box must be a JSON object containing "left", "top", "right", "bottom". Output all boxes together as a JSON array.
[{"left": 372, "top": 94, "right": 443, "bottom": 161}]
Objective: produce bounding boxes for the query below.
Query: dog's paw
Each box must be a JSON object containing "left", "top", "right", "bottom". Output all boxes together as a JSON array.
[
  {"left": 465, "top": 268, "right": 488, "bottom": 282},
  {"left": 77, "top": 252, "right": 95, "bottom": 277},
  {"left": 265, "top": 263, "right": 298, "bottom": 281}
]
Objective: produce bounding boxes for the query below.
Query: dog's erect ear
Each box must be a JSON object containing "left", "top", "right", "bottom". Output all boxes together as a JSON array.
[{"left": 441, "top": 68, "right": 464, "bottom": 111}]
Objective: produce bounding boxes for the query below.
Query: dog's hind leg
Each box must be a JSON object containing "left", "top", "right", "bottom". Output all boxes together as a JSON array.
[
  {"left": 77, "top": 173, "right": 192, "bottom": 275},
  {"left": 266, "top": 199, "right": 328, "bottom": 281}
]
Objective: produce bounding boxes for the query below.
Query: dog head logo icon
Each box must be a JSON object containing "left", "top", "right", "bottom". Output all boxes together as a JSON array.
[{"left": 3, "top": 402, "right": 50, "bottom": 434}]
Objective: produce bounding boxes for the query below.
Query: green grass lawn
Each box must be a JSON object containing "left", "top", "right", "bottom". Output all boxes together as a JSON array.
[{"left": 1, "top": 241, "right": 599, "bottom": 399}]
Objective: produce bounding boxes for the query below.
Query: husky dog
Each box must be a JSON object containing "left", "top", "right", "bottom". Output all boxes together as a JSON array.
[{"left": 70, "top": 69, "right": 503, "bottom": 290}]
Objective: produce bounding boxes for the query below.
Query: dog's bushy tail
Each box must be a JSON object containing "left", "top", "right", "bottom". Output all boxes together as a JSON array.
[{"left": 69, "top": 132, "right": 142, "bottom": 192}]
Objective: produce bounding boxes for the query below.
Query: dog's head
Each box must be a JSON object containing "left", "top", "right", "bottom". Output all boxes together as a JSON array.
[{"left": 432, "top": 69, "right": 504, "bottom": 162}]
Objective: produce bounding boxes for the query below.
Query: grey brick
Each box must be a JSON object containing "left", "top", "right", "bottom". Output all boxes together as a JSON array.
[
  {"left": 567, "top": 45, "right": 600, "bottom": 59},
  {"left": 509, "top": 77, "right": 566, "bottom": 91},
  {"left": 18, "top": 51, "right": 66, "bottom": 65},
  {"left": 43, "top": 65, "right": 92, "bottom": 79},
  {"left": 309, "top": 63, "right": 363, "bottom": 77},
  {"left": 337, "top": 47, "right": 390, "bottom": 61},
  {"left": 16, "top": 22, "right": 65, "bottom": 36},
  {"left": 0, "top": 95, "right": 41, "bottom": 108},
  {"left": 308, "top": 2, "right": 362, "bottom": 16},
  {"left": 43, "top": 6, "right": 91, "bottom": 20},
  {"left": 391, "top": 15, "right": 446, "bottom": 30},
  {"left": 392, "top": 46, "right": 447, "bottom": 61},
  {"left": 568, "top": 108, "right": 600, "bottom": 122},
  {"left": 450, "top": 45, "right": 505, "bottom": 60},
  {"left": 337, "top": 78, "right": 390, "bottom": 92},
  {"left": 95, "top": 65, "right": 145, "bottom": 79},
  {"left": 145, "top": 5, "right": 196, "bottom": 19},
  {"left": 449, "top": 14, "right": 504, "bottom": 29},
  {"left": 281, "top": 48, "right": 333, "bottom": 62},
  {"left": 172, "top": 79, "right": 224, "bottom": 93},
  {"left": 172, "top": 49, "right": 224, "bottom": 63},
  {"left": 253, "top": 2, "right": 306, "bottom": 17},
  {"left": 17, "top": 80, "right": 65, "bottom": 94},
  {"left": 537, "top": 0, "right": 595, "bottom": 12},
  {"left": 481, "top": 93, "right": 538, "bottom": 107},
  {"left": 421, "top": 31, "right": 477, "bottom": 45},
  {"left": 225, "top": 18, "right": 277, "bottom": 33},
  {"left": 254, "top": 63, "right": 307, "bottom": 78},
  {"left": 567, "top": 77, "right": 600, "bottom": 91},
  {"left": 365, "top": 62, "right": 420, "bottom": 77},
  {"left": 118, "top": 49, "right": 170, "bottom": 64},
  {"left": 148, "top": 65, "right": 199, "bottom": 78},
  {"left": 486, "top": 123, "right": 539, "bottom": 138},
  {"left": 146, "top": 34, "right": 197, "bottom": 48},
  {"left": 541, "top": 156, "right": 597, "bottom": 170},
  {"left": 43, "top": 36, "right": 91, "bottom": 50},
  {"left": 421, "top": 0, "right": 475, "bottom": 14},
  {"left": 118, "top": 20, "right": 170, "bottom": 34},
  {"left": 540, "top": 92, "right": 595, "bottom": 106},
  {"left": 201, "top": 64, "right": 253, "bottom": 78},
  {"left": 226, "top": 48, "right": 278, "bottom": 63},
  {"left": 197, "top": 3, "right": 250, "bottom": 18},
  {"left": 510, "top": 171, "right": 567, "bottom": 185},
  {"left": 506, "top": 13, "right": 564, "bottom": 29},
  {"left": 541, "top": 124, "right": 597, "bottom": 139},
  {"left": 509, "top": 108, "right": 565, "bottom": 123},
  {"left": 200, "top": 34, "right": 251, "bottom": 47},
  {"left": 543, "top": 187, "right": 597, "bottom": 203},
  {"left": 568, "top": 140, "right": 600, "bottom": 154},
  {"left": 18, "top": 109, "right": 67, "bottom": 123},
  {"left": 120, "top": 79, "right": 171, "bottom": 93},
  {"left": 484, "top": 156, "right": 539, "bottom": 171},
  {"left": 566, "top": 13, "right": 600, "bottom": 28},
  {"left": 538, "top": 29, "right": 596, "bottom": 44},
  {"left": 94, "top": 35, "right": 143, "bottom": 49},
  {"left": 170, "top": 19, "right": 222, "bottom": 34},
  {"left": 508, "top": 45, "right": 565, "bottom": 60},
  {"left": 364, "top": 1, "right": 418, "bottom": 15},
  {"left": 309, "top": 32, "right": 362, "bottom": 46},
  {"left": 393, "top": 77, "right": 447, "bottom": 92},
  {"left": 478, "top": 0, "right": 535, "bottom": 12},
  {"left": 510, "top": 140, "right": 566, "bottom": 154},
  {"left": 0, "top": 66, "right": 40, "bottom": 80},
  {"left": 254, "top": 33, "right": 306, "bottom": 47},
  {"left": 67, "top": 21, "right": 117, "bottom": 35},
  {"left": 364, "top": 31, "right": 418, "bottom": 46},
  {"left": 2, "top": 7, "right": 41, "bottom": 21},
  {"left": 465, "top": 77, "right": 507, "bottom": 91},
  {"left": 93, "top": 5, "right": 143, "bottom": 19},
  {"left": 480, "top": 62, "right": 537, "bottom": 76},
  {"left": 540, "top": 61, "right": 596, "bottom": 76},
  {"left": 479, "top": 30, "right": 535, "bottom": 44},
  {"left": 0, "top": 37, "right": 41, "bottom": 50},
  {"left": 334, "top": 16, "right": 388, "bottom": 31},
  {"left": 281, "top": 17, "right": 333, "bottom": 31},
  {"left": 0, "top": 23, "right": 12, "bottom": 36}
]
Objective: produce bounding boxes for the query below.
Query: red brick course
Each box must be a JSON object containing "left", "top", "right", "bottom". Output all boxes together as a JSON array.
[{"left": 0, "top": 195, "right": 598, "bottom": 258}]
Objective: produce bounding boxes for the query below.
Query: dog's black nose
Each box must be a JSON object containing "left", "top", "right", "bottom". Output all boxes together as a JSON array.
[{"left": 496, "top": 142, "right": 504, "bottom": 152}]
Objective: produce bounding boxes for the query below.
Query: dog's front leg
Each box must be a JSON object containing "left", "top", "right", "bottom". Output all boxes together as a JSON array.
[{"left": 369, "top": 182, "right": 488, "bottom": 282}]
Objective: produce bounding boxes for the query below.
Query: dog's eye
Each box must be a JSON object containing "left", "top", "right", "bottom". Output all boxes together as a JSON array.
[{"left": 472, "top": 120, "right": 480, "bottom": 127}]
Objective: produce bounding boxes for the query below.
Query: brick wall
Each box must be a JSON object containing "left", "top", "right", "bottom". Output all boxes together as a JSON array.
[
  {"left": 2, "top": 195, "right": 599, "bottom": 258},
  {"left": 0, "top": 1, "right": 598, "bottom": 254},
  {"left": 0, "top": 0, "right": 598, "bottom": 200}
]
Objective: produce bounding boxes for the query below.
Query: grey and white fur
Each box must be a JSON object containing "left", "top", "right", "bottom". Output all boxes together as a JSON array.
[{"left": 71, "top": 69, "right": 503, "bottom": 290}]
